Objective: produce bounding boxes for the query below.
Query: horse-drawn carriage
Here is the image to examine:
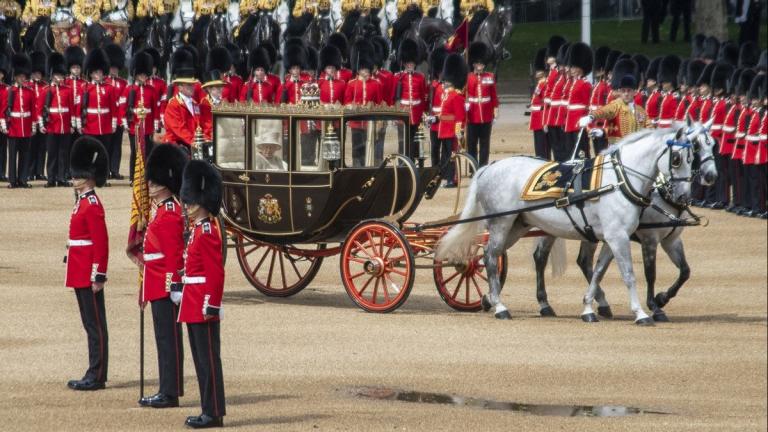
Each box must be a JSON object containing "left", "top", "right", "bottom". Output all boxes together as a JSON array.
[{"left": 210, "top": 100, "right": 508, "bottom": 313}]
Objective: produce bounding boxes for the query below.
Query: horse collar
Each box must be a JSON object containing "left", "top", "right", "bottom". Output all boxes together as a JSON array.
[{"left": 611, "top": 152, "right": 652, "bottom": 207}]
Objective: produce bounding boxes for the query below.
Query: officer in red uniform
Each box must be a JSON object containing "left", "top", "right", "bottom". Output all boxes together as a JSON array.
[
  {"left": 199, "top": 68, "right": 227, "bottom": 159},
  {"left": 279, "top": 44, "right": 309, "bottom": 105},
  {"left": 427, "top": 47, "right": 447, "bottom": 172},
  {"left": 28, "top": 51, "right": 48, "bottom": 182},
  {"left": 372, "top": 36, "right": 394, "bottom": 106},
  {"left": 136, "top": 144, "right": 188, "bottom": 408},
  {"left": 240, "top": 47, "right": 275, "bottom": 104},
  {"left": 393, "top": 38, "right": 427, "bottom": 159},
  {"left": 65, "top": 136, "right": 110, "bottom": 391},
  {"left": 318, "top": 45, "right": 346, "bottom": 104},
  {"left": 675, "top": 59, "right": 705, "bottom": 120},
  {"left": 255, "top": 42, "right": 283, "bottom": 93},
  {"left": 164, "top": 51, "right": 200, "bottom": 153},
  {"left": 76, "top": 49, "right": 118, "bottom": 168},
  {"left": 702, "top": 63, "right": 734, "bottom": 209},
  {"left": 65, "top": 46, "right": 87, "bottom": 163},
  {"left": 541, "top": 36, "right": 566, "bottom": 153},
  {"left": 642, "top": 57, "right": 662, "bottom": 126},
  {"left": 178, "top": 160, "right": 226, "bottom": 429},
  {"left": 328, "top": 32, "right": 353, "bottom": 82},
  {"left": 545, "top": 43, "right": 570, "bottom": 162},
  {"left": 656, "top": 55, "right": 682, "bottom": 129},
  {"left": 742, "top": 75, "right": 766, "bottom": 217},
  {"left": 563, "top": 42, "right": 592, "bottom": 160},
  {"left": 689, "top": 62, "right": 717, "bottom": 205},
  {"left": 436, "top": 53, "right": 467, "bottom": 188},
  {"left": 466, "top": 41, "right": 499, "bottom": 166},
  {"left": 344, "top": 39, "right": 383, "bottom": 166},
  {"left": 143, "top": 48, "right": 168, "bottom": 127},
  {"left": 0, "top": 54, "right": 8, "bottom": 183},
  {"left": 1, "top": 54, "right": 36, "bottom": 188},
  {"left": 105, "top": 44, "right": 128, "bottom": 180},
  {"left": 222, "top": 44, "right": 244, "bottom": 103},
  {"left": 205, "top": 47, "right": 236, "bottom": 103},
  {"left": 729, "top": 70, "right": 756, "bottom": 214},
  {"left": 723, "top": 69, "right": 752, "bottom": 213},
  {"left": 39, "top": 52, "right": 74, "bottom": 188},
  {"left": 529, "top": 48, "right": 549, "bottom": 158},
  {"left": 588, "top": 46, "right": 612, "bottom": 155},
  {"left": 122, "top": 51, "right": 160, "bottom": 182}
]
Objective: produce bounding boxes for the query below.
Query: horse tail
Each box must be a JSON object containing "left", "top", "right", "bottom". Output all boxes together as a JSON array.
[
  {"left": 436, "top": 168, "right": 486, "bottom": 263},
  {"left": 550, "top": 238, "right": 567, "bottom": 278}
]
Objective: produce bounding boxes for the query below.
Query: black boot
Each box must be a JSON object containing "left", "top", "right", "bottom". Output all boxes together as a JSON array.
[
  {"left": 185, "top": 414, "right": 223, "bottom": 429},
  {"left": 139, "top": 393, "right": 179, "bottom": 408}
]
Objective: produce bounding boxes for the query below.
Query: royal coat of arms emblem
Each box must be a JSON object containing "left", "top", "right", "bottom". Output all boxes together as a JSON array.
[{"left": 258, "top": 194, "right": 282, "bottom": 224}]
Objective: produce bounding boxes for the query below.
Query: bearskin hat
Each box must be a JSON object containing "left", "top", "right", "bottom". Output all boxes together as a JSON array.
[
  {"left": 29, "top": 51, "right": 46, "bottom": 75},
  {"left": 143, "top": 47, "right": 161, "bottom": 72},
  {"left": 84, "top": 48, "right": 110, "bottom": 76},
  {"left": 429, "top": 46, "right": 448, "bottom": 80},
  {"left": 718, "top": 41, "right": 739, "bottom": 67},
  {"left": 736, "top": 69, "right": 756, "bottom": 97},
  {"left": 758, "top": 50, "right": 767, "bottom": 73},
  {"left": 604, "top": 50, "right": 623, "bottom": 76},
  {"left": 728, "top": 68, "right": 743, "bottom": 95},
  {"left": 305, "top": 46, "right": 319, "bottom": 72},
  {"left": 372, "top": 36, "right": 390, "bottom": 68},
  {"left": 691, "top": 33, "right": 706, "bottom": 58},
  {"left": 611, "top": 58, "right": 638, "bottom": 90},
  {"left": 145, "top": 144, "right": 188, "bottom": 195},
  {"left": 257, "top": 42, "right": 278, "bottom": 67},
  {"left": 11, "top": 53, "right": 31, "bottom": 77},
  {"left": 0, "top": 53, "right": 9, "bottom": 76},
  {"left": 64, "top": 46, "right": 85, "bottom": 69},
  {"left": 702, "top": 36, "right": 719, "bottom": 61},
  {"left": 632, "top": 54, "right": 650, "bottom": 80},
  {"left": 351, "top": 38, "right": 376, "bottom": 73},
  {"left": 47, "top": 52, "right": 67, "bottom": 78},
  {"left": 225, "top": 43, "right": 243, "bottom": 70},
  {"left": 678, "top": 59, "right": 689, "bottom": 86},
  {"left": 546, "top": 35, "right": 566, "bottom": 60},
  {"left": 532, "top": 47, "right": 547, "bottom": 72},
  {"left": 442, "top": 53, "right": 468, "bottom": 89},
  {"left": 319, "top": 45, "right": 342, "bottom": 71},
  {"left": 748, "top": 74, "right": 766, "bottom": 101},
  {"left": 738, "top": 41, "right": 759, "bottom": 68},
  {"left": 70, "top": 136, "right": 109, "bottom": 187},
  {"left": 711, "top": 63, "right": 734, "bottom": 93},
  {"left": 284, "top": 43, "right": 307, "bottom": 70},
  {"left": 206, "top": 47, "right": 232, "bottom": 75},
  {"left": 181, "top": 160, "right": 223, "bottom": 216},
  {"left": 399, "top": 38, "right": 421, "bottom": 65},
  {"left": 328, "top": 32, "right": 349, "bottom": 62},
  {"left": 556, "top": 42, "right": 570, "bottom": 66},
  {"left": 593, "top": 46, "right": 611, "bottom": 73},
  {"left": 644, "top": 56, "right": 661, "bottom": 82},
  {"left": 248, "top": 46, "right": 272, "bottom": 72},
  {"left": 687, "top": 60, "right": 706, "bottom": 87},
  {"left": 131, "top": 51, "right": 154, "bottom": 77},
  {"left": 104, "top": 43, "right": 125, "bottom": 70},
  {"left": 658, "top": 55, "right": 681, "bottom": 87},
  {"left": 170, "top": 48, "right": 196, "bottom": 81},
  {"left": 567, "top": 42, "right": 593, "bottom": 75},
  {"left": 468, "top": 41, "right": 491, "bottom": 66},
  {"left": 696, "top": 62, "right": 716, "bottom": 87}
]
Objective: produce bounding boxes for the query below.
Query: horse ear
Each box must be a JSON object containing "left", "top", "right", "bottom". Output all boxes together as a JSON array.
[
  {"left": 676, "top": 127, "right": 685, "bottom": 141},
  {"left": 685, "top": 114, "right": 693, "bottom": 129}
]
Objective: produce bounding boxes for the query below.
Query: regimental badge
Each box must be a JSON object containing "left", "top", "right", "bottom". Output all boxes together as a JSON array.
[
  {"left": 305, "top": 197, "right": 313, "bottom": 217},
  {"left": 258, "top": 194, "right": 282, "bottom": 224},
  {"left": 534, "top": 170, "right": 562, "bottom": 191}
]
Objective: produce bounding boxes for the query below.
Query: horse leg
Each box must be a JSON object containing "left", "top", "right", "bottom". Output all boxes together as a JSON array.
[
  {"left": 576, "top": 241, "right": 613, "bottom": 318},
  {"left": 603, "top": 234, "right": 653, "bottom": 325},
  {"left": 640, "top": 238, "right": 668, "bottom": 322},
  {"left": 580, "top": 243, "right": 613, "bottom": 322},
  {"left": 483, "top": 219, "right": 528, "bottom": 320},
  {"left": 532, "top": 236, "right": 556, "bottom": 317},
  {"left": 655, "top": 237, "right": 690, "bottom": 310}
]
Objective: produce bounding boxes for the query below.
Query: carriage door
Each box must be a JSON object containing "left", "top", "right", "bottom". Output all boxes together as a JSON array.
[{"left": 214, "top": 115, "right": 250, "bottom": 230}]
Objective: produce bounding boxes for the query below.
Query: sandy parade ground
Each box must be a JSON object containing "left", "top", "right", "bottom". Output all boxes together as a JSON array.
[{"left": 1, "top": 103, "right": 766, "bottom": 431}]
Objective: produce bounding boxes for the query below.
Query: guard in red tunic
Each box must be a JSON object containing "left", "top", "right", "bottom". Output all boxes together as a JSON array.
[
  {"left": 427, "top": 47, "right": 447, "bottom": 173},
  {"left": 239, "top": 47, "right": 275, "bottom": 104},
  {"left": 164, "top": 53, "right": 200, "bottom": 153},
  {"left": 541, "top": 36, "right": 566, "bottom": 154},
  {"left": 563, "top": 42, "right": 592, "bottom": 159},
  {"left": 723, "top": 69, "right": 752, "bottom": 213},
  {"left": 742, "top": 76, "right": 766, "bottom": 217},
  {"left": 529, "top": 48, "right": 548, "bottom": 158},
  {"left": 544, "top": 43, "right": 569, "bottom": 163},
  {"left": 757, "top": 98, "right": 768, "bottom": 219},
  {"left": 344, "top": 40, "right": 383, "bottom": 166},
  {"left": 328, "top": 32, "right": 353, "bottom": 82},
  {"left": 702, "top": 63, "right": 734, "bottom": 209},
  {"left": 255, "top": 42, "right": 283, "bottom": 94},
  {"left": 372, "top": 36, "right": 394, "bottom": 106},
  {"left": 136, "top": 144, "right": 188, "bottom": 408},
  {"left": 656, "top": 55, "right": 682, "bottom": 129},
  {"left": 144, "top": 48, "right": 168, "bottom": 127},
  {"left": 1, "top": 54, "right": 36, "bottom": 188},
  {"left": 588, "top": 46, "right": 612, "bottom": 155},
  {"left": 28, "top": 51, "right": 48, "bottom": 182},
  {"left": 436, "top": 53, "right": 467, "bottom": 188},
  {"left": 65, "top": 46, "right": 87, "bottom": 151},
  {"left": 393, "top": 39, "right": 427, "bottom": 159},
  {"left": 730, "top": 70, "right": 756, "bottom": 215},
  {"left": 105, "top": 44, "right": 128, "bottom": 180},
  {"left": 689, "top": 62, "right": 717, "bottom": 206},
  {"left": 179, "top": 160, "right": 226, "bottom": 429},
  {"left": 206, "top": 47, "right": 237, "bottom": 103},
  {"left": 65, "top": 136, "right": 110, "bottom": 391},
  {"left": 122, "top": 51, "right": 161, "bottom": 182},
  {"left": 675, "top": 60, "right": 705, "bottom": 120},
  {"left": 76, "top": 49, "right": 118, "bottom": 164},
  {"left": 0, "top": 54, "right": 8, "bottom": 183},
  {"left": 465, "top": 41, "right": 499, "bottom": 166},
  {"left": 278, "top": 44, "right": 309, "bottom": 105},
  {"left": 38, "top": 52, "right": 74, "bottom": 188},
  {"left": 642, "top": 57, "right": 662, "bottom": 127},
  {"left": 199, "top": 69, "right": 227, "bottom": 159},
  {"left": 318, "top": 45, "right": 346, "bottom": 104}
]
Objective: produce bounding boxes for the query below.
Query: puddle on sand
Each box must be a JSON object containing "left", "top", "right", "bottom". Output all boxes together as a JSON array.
[{"left": 350, "top": 387, "right": 669, "bottom": 418}]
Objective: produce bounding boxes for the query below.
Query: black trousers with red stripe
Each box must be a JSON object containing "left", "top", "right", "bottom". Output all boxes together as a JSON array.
[
  {"left": 187, "top": 321, "right": 226, "bottom": 417},
  {"left": 74, "top": 288, "right": 108, "bottom": 382},
  {"left": 151, "top": 298, "right": 184, "bottom": 397}
]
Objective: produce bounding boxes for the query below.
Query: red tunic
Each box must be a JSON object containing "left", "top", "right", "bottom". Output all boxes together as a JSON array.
[
  {"left": 720, "top": 103, "right": 741, "bottom": 156},
  {"left": 437, "top": 87, "right": 465, "bottom": 139},
  {"left": 674, "top": 93, "right": 693, "bottom": 120},
  {"left": 344, "top": 78, "right": 383, "bottom": 129},
  {"left": 65, "top": 190, "right": 109, "bottom": 289},
  {"left": 744, "top": 107, "right": 762, "bottom": 165},
  {"left": 394, "top": 71, "right": 428, "bottom": 125},
  {"left": 199, "top": 95, "right": 214, "bottom": 141},
  {"left": 657, "top": 92, "right": 680, "bottom": 128},
  {"left": 277, "top": 75, "right": 307, "bottom": 104},
  {"left": 542, "top": 67, "right": 559, "bottom": 127},
  {"left": 644, "top": 89, "right": 661, "bottom": 126},
  {"left": 163, "top": 94, "right": 200, "bottom": 146},
  {"left": 147, "top": 75, "right": 168, "bottom": 120},
  {"left": 222, "top": 72, "right": 243, "bottom": 103},
  {"left": 178, "top": 218, "right": 224, "bottom": 323},
  {"left": 171, "top": 82, "right": 205, "bottom": 104},
  {"left": 141, "top": 198, "right": 185, "bottom": 303},
  {"left": 266, "top": 73, "right": 281, "bottom": 94},
  {"left": 37, "top": 83, "right": 74, "bottom": 135},
  {"left": 466, "top": 71, "right": 499, "bottom": 125},
  {"left": 120, "top": 83, "right": 160, "bottom": 135},
  {"left": 554, "top": 76, "right": 572, "bottom": 127},
  {"left": 698, "top": 96, "right": 715, "bottom": 124},
  {"left": 758, "top": 110, "right": 767, "bottom": 165},
  {"left": 707, "top": 98, "right": 728, "bottom": 140},
  {"left": 0, "top": 84, "right": 37, "bottom": 138},
  {"left": 684, "top": 96, "right": 704, "bottom": 122},
  {"left": 239, "top": 80, "right": 275, "bottom": 104},
  {"left": 529, "top": 79, "right": 546, "bottom": 131},
  {"left": 430, "top": 79, "right": 444, "bottom": 132},
  {"left": 318, "top": 76, "right": 346, "bottom": 104},
  {"left": 732, "top": 106, "right": 751, "bottom": 161},
  {"left": 106, "top": 75, "right": 128, "bottom": 113},
  {"left": 65, "top": 76, "right": 87, "bottom": 111},
  {"left": 338, "top": 68, "right": 353, "bottom": 82},
  {"left": 77, "top": 82, "right": 118, "bottom": 136},
  {"left": 374, "top": 69, "right": 395, "bottom": 105},
  {"left": 564, "top": 77, "right": 591, "bottom": 132}
]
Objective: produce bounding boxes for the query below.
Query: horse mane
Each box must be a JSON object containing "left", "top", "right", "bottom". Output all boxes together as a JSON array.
[{"left": 599, "top": 128, "right": 670, "bottom": 155}]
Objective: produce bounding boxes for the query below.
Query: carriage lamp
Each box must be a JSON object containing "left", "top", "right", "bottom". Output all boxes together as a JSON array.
[
  {"left": 414, "top": 124, "right": 428, "bottom": 168},
  {"left": 193, "top": 126, "right": 206, "bottom": 161},
  {"left": 322, "top": 124, "right": 341, "bottom": 168}
]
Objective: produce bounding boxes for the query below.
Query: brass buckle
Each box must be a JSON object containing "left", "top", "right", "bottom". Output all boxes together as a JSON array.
[{"left": 555, "top": 197, "right": 570, "bottom": 208}]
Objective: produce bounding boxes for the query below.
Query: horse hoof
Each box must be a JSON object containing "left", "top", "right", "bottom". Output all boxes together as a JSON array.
[
  {"left": 597, "top": 306, "right": 613, "bottom": 319},
  {"left": 652, "top": 312, "right": 670, "bottom": 322},
  {"left": 635, "top": 317, "right": 655, "bottom": 326},
  {"left": 494, "top": 310, "right": 512, "bottom": 320},
  {"left": 654, "top": 292, "right": 670, "bottom": 308},
  {"left": 581, "top": 313, "right": 599, "bottom": 323},
  {"left": 539, "top": 306, "right": 557, "bottom": 317},
  {"left": 481, "top": 295, "right": 492, "bottom": 312}
]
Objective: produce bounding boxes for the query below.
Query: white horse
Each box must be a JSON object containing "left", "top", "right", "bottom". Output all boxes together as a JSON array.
[
  {"left": 531, "top": 120, "right": 718, "bottom": 322},
  {"left": 436, "top": 127, "right": 697, "bottom": 325}
]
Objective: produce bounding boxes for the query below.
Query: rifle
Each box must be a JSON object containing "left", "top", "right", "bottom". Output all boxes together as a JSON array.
[
  {"left": 80, "top": 89, "right": 89, "bottom": 129},
  {"left": 126, "top": 88, "right": 136, "bottom": 126},
  {"left": 42, "top": 89, "right": 53, "bottom": 128}
]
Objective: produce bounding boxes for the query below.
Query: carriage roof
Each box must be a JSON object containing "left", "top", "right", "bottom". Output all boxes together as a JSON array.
[{"left": 212, "top": 101, "right": 412, "bottom": 119}]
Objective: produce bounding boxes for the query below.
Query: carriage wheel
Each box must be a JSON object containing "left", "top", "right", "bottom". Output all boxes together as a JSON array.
[
  {"left": 340, "top": 220, "right": 415, "bottom": 313},
  {"left": 433, "top": 243, "right": 508, "bottom": 312},
  {"left": 235, "top": 235, "right": 324, "bottom": 297}
]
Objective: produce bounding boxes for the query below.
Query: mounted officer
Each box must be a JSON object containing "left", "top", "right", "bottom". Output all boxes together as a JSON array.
[
  {"left": 459, "top": 0, "right": 493, "bottom": 41},
  {"left": 291, "top": 0, "right": 342, "bottom": 32},
  {"left": 72, "top": 0, "right": 100, "bottom": 27}
]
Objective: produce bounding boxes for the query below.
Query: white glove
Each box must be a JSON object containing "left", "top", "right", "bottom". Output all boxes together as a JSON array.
[
  {"left": 589, "top": 128, "right": 604, "bottom": 138},
  {"left": 154, "top": 120, "right": 160, "bottom": 132},
  {"left": 0, "top": 120, "right": 7, "bottom": 134},
  {"left": 85, "top": 18, "right": 93, "bottom": 26},
  {"left": 170, "top": 291, "right": 182, "bottom": 305},
  {"left": 121, "top": 118, "right": 128, "bottom": 129},
  {"left": 578, "top": 115, "right": 593, "bottom": 128},
  {"left": 111, "top": 118, "right": 117, "bottom": 130}
]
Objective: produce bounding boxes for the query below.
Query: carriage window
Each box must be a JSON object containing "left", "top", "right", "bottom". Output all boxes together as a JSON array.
[
  {"left": 295, "top": 118, "right": 336, "bottom": 172},
  {"left": 215, "top": 116, "right": 246, "bottom": 170},
  {"left": 344, "top": 117, "right": 408, "bottom": 167},
  {"left": 251, "top": 118, "right": 288, "bottom": 171}
]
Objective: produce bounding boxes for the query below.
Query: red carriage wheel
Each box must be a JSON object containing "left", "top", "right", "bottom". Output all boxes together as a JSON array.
[
  {"left": 340, "top": 221, "right": 415, "bottom": 313},
  {"left": 433, "top": 243, "right": 508, "bottom": 312},
  {"left": 235, "top": 235, "right": 324, "bottom": 297}
]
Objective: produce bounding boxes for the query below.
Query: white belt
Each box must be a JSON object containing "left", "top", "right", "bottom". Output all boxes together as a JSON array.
[
  {"left": 182, "top": 276, "right": 206, "bottom": 284},
  {"left": 543, "top": 98, "right": 552, "bottom": 104},
  {"left": 657, "top": 119, "right": 673, "bottom": 126},
  {"left": 86, "top": 108, "right": 110, "bottom": 114},
  {"left": 746, "top": 135, "right": 761, "bottom": 141},
  {"left": 143, "top": 253, "right": 165, "bottom": 262},
  {"left": 723, "top": 126, "right": 736, "bottom": 132},
  {"left": 735, "top": 133, "right": 746, "bottom": 138},
  {"left": 589, "top": 105, "right": 598, "bottom": 110},
  {"left": 530, "top": 105, "right": 542, "bottom": 111},
  {"left": 760, "top": 134, "right": 768, "bottom": 140},
  {"left": 467, "top": 97, "right": 491, "bottom": 103},
  {"left": 400, "top": 99, "right": 421, "bottom": 106},
  {"left": 550, "top": 100, "right": 566, "bottom": 106},
  {"left": 68, "top": 239, "right": 93, "bottom": 246},
  {"left": 432, "top": 107, "right": 442, "bottom": 113},
  {"left": 710, "top": 125, "right": 723, "bottom": 130},
  {"left": 49, "top": 108, "right": 70, "bottom": 113},
  {"left": 10, "top": 112, "right": 31, "bottom": 118},
  {"left": 567, "top": 104, "right": 586, "bottom": 110}
]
